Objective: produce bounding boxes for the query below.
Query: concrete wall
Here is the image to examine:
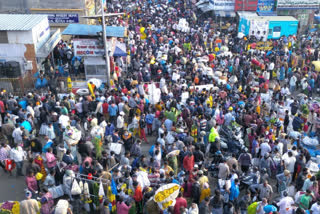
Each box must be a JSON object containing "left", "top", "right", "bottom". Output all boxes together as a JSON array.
[
  {"left": 7, "top": 30, "right": 33, "bottom": 44},
  {"left": 0, "top": 0, "right": 85, "bottom": 12}
]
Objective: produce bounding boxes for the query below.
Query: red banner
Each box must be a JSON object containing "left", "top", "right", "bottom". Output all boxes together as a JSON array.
[{"left": 234, "top": 0, "right": 258, "bottom": 11}]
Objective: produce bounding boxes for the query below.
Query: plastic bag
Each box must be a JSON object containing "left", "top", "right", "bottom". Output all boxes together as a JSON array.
[
  {"left": 49, "top": 185, "right": 64, "bottom": 199},
  {"left": 71, "top": 179, "right": 81, "bottom": 195},
  {"left": 302, "top": 136, "right": 319, "bottom": 147},
  {"left": 289, "top": 131, "right": 301, "bottom": 140}
]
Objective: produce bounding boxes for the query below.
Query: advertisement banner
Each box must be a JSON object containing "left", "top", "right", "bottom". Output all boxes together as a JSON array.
[
  {"left": 249, "top": 20, "right": 269, "bottom": 41},
  {"left": 74, "top": 39, "right": 125, "bottom": 57},
  {"left": 235, "top": 0, "right": 258, "bottom": 11},
  {"left": 47, "top": 14, "right": 79, "bottom": 24},
  {"left": 277, "top": 0, "right": 320, "bottom": 10},
  {"left": 212, "top": 0, "right": 235, "bottom": 11},
  {"left": 257, "top": 0, "right": 275, "bottom": 12},
  {"left": 74, "top": 39, "right": 105, "bottom": 56}
]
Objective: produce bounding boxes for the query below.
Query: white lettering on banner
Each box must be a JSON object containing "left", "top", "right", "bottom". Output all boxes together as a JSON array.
[
  {"left": 213, "top": 0, "right": 235, "bottom": 11},
  {"left": 277, "top": 0, "right": 320, "bottom": 9}
]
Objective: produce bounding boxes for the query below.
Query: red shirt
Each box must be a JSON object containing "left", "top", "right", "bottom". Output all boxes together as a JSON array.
[
  {"left": 173, "top": 197, "right": 187, "bottom": 214},
  {"left": 102, "top": 103, "right": 109, "bottom": 114},
  {"left": 183, "top": 155, "right": 194, "bottom": 172},
  {"left": 0, "top": 100, "right": 5, "bottom": 113},
  {"left": 133, "top": 185, "right": 143, "bottom": 202}
]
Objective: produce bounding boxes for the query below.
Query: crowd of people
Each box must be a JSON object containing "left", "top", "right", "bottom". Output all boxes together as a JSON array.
[{"left": 1, "top": 0, "right": 320, "bottom": 214}]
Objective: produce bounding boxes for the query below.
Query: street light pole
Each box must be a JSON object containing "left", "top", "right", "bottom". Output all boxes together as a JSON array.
[{"left": 100, "top": 0, "right": 111, "bottom": 88}]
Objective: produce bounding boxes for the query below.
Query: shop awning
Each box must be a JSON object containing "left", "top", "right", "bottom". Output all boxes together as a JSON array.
[
  {"left": 37, "top": 29, "right": 61, "bottom": 58},
  {"left": 215, "top": 11, "right": 236, "bottom": 17},
  {"left": 257, "top": 11, "right": 277, "bottom": 16},
  {"left": 196, "top": 0, "right": 214, "bottom": 13},
  {"left": 62, "top": 24, "right": 126, "bottom": 37},
  {"left": 113, "top": 45, "right": 127, "bottom": 56},
  {"left": 237, "top": 11, "right": 258, "bottom": 18}
]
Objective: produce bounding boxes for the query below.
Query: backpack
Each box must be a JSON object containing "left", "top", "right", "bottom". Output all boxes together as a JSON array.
[{"left": 247, "top": 202, "right": 258, "bottom": 214}]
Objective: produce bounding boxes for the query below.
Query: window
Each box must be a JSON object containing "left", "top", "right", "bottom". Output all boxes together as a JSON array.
[
  {"left": 85, "top": 65, "right": 106, "bottom": 76},
  {"left": 273, "top": 26, "right": 281, "bottom": 32},
  {"left": 96, "top": 65, "right": 106, "bottom": 75},
  {"left": 86, "top": 65, "right": 97, "bottom": 75}
]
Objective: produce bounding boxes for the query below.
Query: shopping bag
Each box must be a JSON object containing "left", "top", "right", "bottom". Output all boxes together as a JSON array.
[{"left": 71, "top": 179, "right": 81, "bottom": 195}]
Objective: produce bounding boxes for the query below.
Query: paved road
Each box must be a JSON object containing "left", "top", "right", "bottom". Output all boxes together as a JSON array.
[{"left": 0, "top": 169, "right": 27, "bottom": 202}]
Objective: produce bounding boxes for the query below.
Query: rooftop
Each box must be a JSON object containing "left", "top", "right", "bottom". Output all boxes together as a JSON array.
[
  {"left": 0, "top": 14, "right": 48, "bottom": 31},
  {"left": 246, "top": 16, "right": 298, "bottom": 21}
]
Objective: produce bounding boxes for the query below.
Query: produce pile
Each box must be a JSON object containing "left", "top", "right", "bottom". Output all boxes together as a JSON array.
[{"left": 0, "top": 201, "right": 19, "bottom": 214}]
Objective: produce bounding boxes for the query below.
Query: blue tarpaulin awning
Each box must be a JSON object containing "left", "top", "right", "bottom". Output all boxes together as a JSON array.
[
  {"left": 62, "top": 24, "right": 126, "bottom": 37},
  {"left": 215, "top": 11, "right": 236, "bottom": 17},
  {"left": 113, "top": 46, "right": 127, "bottom": 57}
]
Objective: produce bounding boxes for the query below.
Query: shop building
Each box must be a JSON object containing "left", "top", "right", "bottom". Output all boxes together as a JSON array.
[{"left": 0, "top": 14, "right": 61, "bottom": 92}]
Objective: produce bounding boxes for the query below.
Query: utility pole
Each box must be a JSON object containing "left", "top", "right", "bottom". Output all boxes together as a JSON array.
[{"left": 100, "top": 0, "right": 111, "bottom": 87}]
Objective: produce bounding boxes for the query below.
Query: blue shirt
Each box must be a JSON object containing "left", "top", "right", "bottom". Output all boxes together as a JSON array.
[
  {"left": 145, "top": 114, "right": 154, "bottom": 124},
  {"left": 164, "top": 119, "right": 173, "bottom": 131},
  {"left": 229, "top": 181, "right": 240, "bottom": 201},
  {"left": 105, "top": 124, "right": 115, "bottom": 136},
  {"left": 108, "top": 105, "right": 118, "bottom": 116}
]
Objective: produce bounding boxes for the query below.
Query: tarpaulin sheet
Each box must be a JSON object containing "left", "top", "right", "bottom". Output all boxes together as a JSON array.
[{"left": 62, "top": 24, "right": 126, "bottom": 37}]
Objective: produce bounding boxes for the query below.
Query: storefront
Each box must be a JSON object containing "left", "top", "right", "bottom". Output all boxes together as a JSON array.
[{"left": 0, "top": 14, "right": 61, "bottom": 92}]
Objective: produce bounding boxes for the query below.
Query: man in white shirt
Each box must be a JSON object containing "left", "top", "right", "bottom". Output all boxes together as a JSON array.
[
  {"left": 26, "top": 103, "right": 35, "bottom": 118},
  {"left": 75, "top": 100, "right": 83, "bottom": 114},
  {"left": 117, "top": 112, "right": 125, "bottom": 130},
  {"left": 277, "top": 191, "right": 294, "bottom": 214},
  {"left": 283, "top": 151, "right": 296, "bottom": 173},
  {"left": 311, "top": 199, "right": 320, "bottom": 214},
  {"left": 260, "top": 141, "right": 271, "bottom": 158},
  {"left": 12, "top": 125, "right": 24, "bottom": 144},
  {"left": 289, "top": 75, "right": 297, "bottom": 92},
  {"left": 9, "top": 143, "right": 25, "bottom": 176}
]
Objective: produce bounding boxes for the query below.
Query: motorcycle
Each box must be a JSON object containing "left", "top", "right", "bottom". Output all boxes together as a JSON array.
[{"left": 219, "top": 125, "right": 247, "bottom": 155}]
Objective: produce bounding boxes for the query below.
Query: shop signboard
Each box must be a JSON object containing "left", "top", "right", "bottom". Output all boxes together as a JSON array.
[
  {"left": 277, "top": 0, "right": 320, "bottom": 10},
  {"left": 212, "top": 0, "right": 235, "bottom": 11},
  {"left": 74, "top": 39, "right": 105, "bottom": 56},
  {"left": 74, "top": 39, "right": 119, "bottom": 57},
  {"left": 257, "top": 0, "right": 275, "bottom": 12},
  {"left": 47, "top": 14, "right": 79, "bottom": 24},
  {"left": 235, "top": 0, "right": 258, "bottom": 11}
]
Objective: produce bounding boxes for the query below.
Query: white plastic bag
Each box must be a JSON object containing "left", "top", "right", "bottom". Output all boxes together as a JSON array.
[
  {"left": 71, "top": 179, "right": 81, "bottom": 195},
  {"left": 302, "top": 136, "right": 319, "bottom": 147}
]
